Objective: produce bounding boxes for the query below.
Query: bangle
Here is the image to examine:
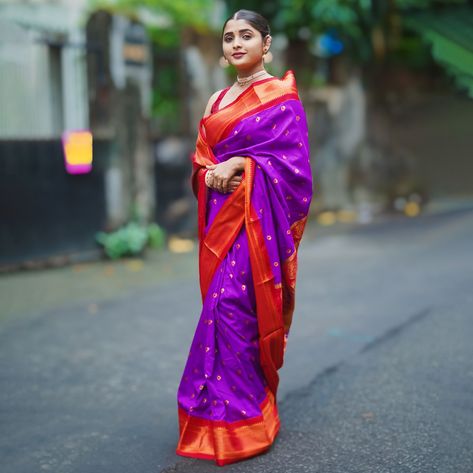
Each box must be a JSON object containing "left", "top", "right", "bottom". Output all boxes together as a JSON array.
[{"left": 205, "top": 170, "right": 213, "bottom": 187}]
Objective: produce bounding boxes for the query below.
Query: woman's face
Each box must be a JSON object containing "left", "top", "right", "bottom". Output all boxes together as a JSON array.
[{"left": 222, "top": 19, "right": 267, "bottom": 71}]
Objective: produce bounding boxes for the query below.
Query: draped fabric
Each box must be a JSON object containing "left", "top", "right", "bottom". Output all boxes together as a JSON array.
[{"left": 176, "top": 70, "right": 313, "bottom": 466}]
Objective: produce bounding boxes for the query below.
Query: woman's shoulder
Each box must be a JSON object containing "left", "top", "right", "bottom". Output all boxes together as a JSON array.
[{"left": 203, "top": 87, "right": 229, "bottom": 118}]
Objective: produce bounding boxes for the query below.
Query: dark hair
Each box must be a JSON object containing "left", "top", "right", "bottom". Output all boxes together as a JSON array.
[{"left": 222, "top": 9, "right": 270, "bottom": 39}]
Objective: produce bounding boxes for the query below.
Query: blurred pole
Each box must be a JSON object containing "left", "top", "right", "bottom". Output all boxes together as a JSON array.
[{"left": 86, "top": 10, "right": 154, "bottom": 229}]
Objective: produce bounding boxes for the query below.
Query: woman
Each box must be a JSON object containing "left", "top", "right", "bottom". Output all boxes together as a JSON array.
[{"left": 176, "top": 9, "right": 313, "bottom": 466}]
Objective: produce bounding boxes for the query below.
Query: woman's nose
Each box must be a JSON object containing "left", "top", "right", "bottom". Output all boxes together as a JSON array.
[{"left": 232, "top": 38, "right": 242, "bottom": 49}]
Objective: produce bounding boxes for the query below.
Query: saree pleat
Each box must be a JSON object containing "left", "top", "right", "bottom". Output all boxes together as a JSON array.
[{"left": 176, "top": 70, "right": 312, "bottom": 466}]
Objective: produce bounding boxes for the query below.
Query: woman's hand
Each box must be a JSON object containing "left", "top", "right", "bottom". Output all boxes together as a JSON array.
[
  {"left": 227, "top": 175, "right": 243, "bottom": 193},
  {"left": 206, "top": 157, "right": 246, "bottom": 193},
  {"left": 206, "top": 172, "right": 242, "bottom": 193}
]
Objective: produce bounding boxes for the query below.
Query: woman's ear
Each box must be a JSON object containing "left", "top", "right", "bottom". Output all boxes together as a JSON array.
[{"left": 263, "top": 35, "right": 272, "bottom": 53}]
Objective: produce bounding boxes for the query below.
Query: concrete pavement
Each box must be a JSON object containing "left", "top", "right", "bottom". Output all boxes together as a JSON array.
[
  {"left": 1, "top": 204, "right": 473, "bottom": 473},
  {"left": 167, "top": 299, "right": 473, "bottom": 473}
]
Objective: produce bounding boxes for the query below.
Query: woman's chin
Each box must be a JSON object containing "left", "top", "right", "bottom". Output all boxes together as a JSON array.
[
  {"left": 230, "top": 60, "right": 248, "bottom": 68},
  {"left": 233, "top": 62, "right": 258, "bottom": 72}
]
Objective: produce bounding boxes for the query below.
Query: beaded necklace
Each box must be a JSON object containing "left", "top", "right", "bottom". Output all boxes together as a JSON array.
[{"left": 236, "top": 69, "right": 267, "bottom": 87}]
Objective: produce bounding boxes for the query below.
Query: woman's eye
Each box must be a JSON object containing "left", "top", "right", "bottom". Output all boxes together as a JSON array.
[
  {"left": 224, "top": 36, "right": 233, "bottom": 42},
  {"left": 242, "top": 35, "right": 252, "bottom": 40}
]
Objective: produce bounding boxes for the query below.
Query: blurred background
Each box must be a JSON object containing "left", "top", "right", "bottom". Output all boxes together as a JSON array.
[
  {"left": 1, "top": 2, "right": 473, "bottom": 472},
  {"left": 1, "top": 0, "right": 472, "bottom": 268}
]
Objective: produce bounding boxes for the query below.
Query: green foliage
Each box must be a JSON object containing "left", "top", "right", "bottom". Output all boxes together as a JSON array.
[
  {"left": 96, "top": 222, "right": 166, "bottom": 259},
  {"left": 226, "top": 0, "right": 370, "bottom": 38},
  {"left": 147, "top": 223, "right": 166, "bottom": 249},
  {"left": 396, "top": 0, "right": 466, "bottom": 7},
  {"left": 90, "top": 0, "right": 215, "bottom": 31},
  {"left": 390, "top": 35, "right": 432, "bottom": 68},
  {"left": 90, "top": 0, "right": 212, "bottom": 126},
  {"left": 224, "top": 0, "right": 470, "bottom": 62},
  {"left": 148, "top": 26, "right": 181, "bottom": 48},
  {"left": 152, "top": 94, "right": 180, "bottom": 130},
  {"left": 151, "top": 54, "right": 180, "bottom": 129}
]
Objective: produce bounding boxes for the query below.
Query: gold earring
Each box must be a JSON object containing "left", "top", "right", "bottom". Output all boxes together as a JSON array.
[
  {"left": 219, "top": 56, "right": 229, "bottom": 68},
  {"left": 263, "top": 51, "right": 273, "bottom": 64}
]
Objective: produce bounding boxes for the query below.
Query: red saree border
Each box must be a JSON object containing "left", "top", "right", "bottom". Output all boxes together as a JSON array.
[
  {"left": 196, "top": 169, "right": 208, "bottom": 241},
  {"left": 196, "top": 158, "right": 291, "bottom": 398},
  {"left": 199, "top": 178, "right": 246, "bottom": 301},
  {"left": 203, "top": 70, "right": 299, "bottom": 147},
  {"left": 244, "top": 159, "right": 285, "bottom": 397},
  {"left": 220, "top": 93, "right": 299, "bottom": 142},
  {"left": 176, "top": 387, "right": 280, "bottom": 466},
  {"left": 203, "top": 75, "right": 279, "bottom": 119},
  {"left": 191, "top": 117, "right": 219, "bottom": 199},
  {"left": 280, "top": 216, "right": 308, "bottom": 333}
]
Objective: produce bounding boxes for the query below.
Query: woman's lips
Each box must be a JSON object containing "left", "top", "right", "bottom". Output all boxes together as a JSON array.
[{"left": 232, "top": 53, "right": 246, "bottom": 59}]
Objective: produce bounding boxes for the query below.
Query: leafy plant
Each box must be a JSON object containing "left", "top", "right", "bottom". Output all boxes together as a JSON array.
[
  {"left": 147, "top": 223, "right": 166, "bottom": 249},
  {"left": 96, "top": 222, "right": 166, "bottom": 259}
]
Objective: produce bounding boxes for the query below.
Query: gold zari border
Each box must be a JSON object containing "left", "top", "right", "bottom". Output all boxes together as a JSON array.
[{"left": 176, "top": 388, "right": 280, "bottom": 466}]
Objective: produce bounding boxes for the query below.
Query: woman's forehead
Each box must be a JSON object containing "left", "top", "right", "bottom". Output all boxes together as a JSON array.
[{"left": 223, "top": 19, "right": 257, "bottom": 35}]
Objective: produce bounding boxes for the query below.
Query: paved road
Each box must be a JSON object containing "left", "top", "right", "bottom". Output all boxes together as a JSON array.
[{"left": 1, "top": 208, "right": 472, "bottom": 473}]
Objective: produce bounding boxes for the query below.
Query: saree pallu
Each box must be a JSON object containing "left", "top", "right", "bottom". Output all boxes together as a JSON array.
[{"left": 176, "top": 70, "right": 313, "bottom": 466}]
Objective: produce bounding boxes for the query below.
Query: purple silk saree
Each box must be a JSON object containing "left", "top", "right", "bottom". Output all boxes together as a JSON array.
[{"left": 176, "top": 70, "right": 313, "bottom": 466}]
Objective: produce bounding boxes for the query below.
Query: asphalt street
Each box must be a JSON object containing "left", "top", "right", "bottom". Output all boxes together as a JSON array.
[{"left": 1, "top": 207, "right": 472, "bottom": 473}]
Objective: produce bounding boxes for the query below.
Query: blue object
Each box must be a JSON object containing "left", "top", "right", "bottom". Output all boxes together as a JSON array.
[{"left": 317, "top": 31, "right": 344, "bottom": 57}]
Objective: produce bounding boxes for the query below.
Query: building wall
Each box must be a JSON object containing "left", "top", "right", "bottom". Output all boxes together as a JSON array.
[
  {"left": 0, "top": 1, "right": 89, "bottom": 138},
  {"left": 0, "top": 1, "right": 106, "bottom": 266}
]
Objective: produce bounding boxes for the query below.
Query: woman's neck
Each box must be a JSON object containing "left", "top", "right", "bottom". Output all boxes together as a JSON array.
[
  {"left": 235, "top": 67, "right": 271, "bottom": 88},
  {"left": 236, "top": 65, "right": 265, "bottom": 79}
]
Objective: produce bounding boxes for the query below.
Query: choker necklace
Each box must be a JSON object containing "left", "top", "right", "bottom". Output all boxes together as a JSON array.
[{"left": 236, "top": 70, "right": 267, "bottom": 87}]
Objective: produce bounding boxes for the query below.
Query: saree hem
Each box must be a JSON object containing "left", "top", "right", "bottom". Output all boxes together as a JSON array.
[
  {"left": 176, "top": 388, "right": 280, "bottom": 466},
  {"left": 176, "top": 441, "right": 277, "bottom": 467}
]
